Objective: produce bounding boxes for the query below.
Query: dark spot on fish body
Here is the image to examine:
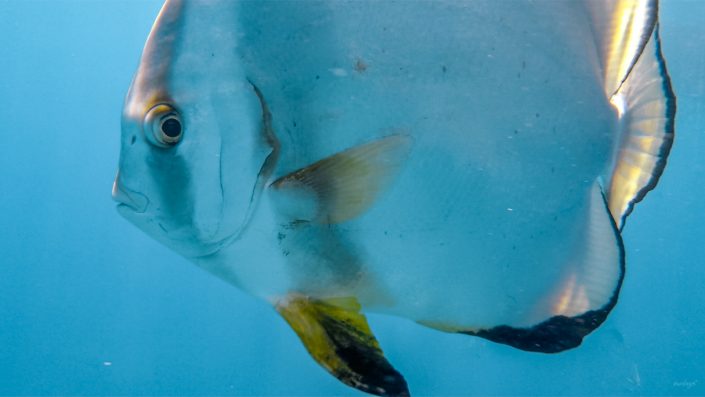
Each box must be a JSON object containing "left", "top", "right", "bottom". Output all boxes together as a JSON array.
[
  {"left": 354, "top": 58, "right": 368, "bottom": 73},
  {"left": 130, "top": 135, "right": 136, "bottom": 145},
  {"left": 315, "top": 75, "right": 320, "bottom": 80},
  {"left": 277, "top": 232, "right": 286, "bottom": 241},
  {"left": 441, "top": 65, "right": 447, "bottom": 74}
]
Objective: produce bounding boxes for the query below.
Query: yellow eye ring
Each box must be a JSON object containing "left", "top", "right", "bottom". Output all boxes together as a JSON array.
[{"left": 143, "top": 104, "right": 183, "bottom": 147}]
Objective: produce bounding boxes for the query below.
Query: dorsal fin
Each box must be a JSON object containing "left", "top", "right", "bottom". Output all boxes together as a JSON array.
[
  {"left": 606, "top": 26, "right": 676, "bottom": 229},
  {"left": 585, "top": 0, "right": 658, "bottom": 97}
]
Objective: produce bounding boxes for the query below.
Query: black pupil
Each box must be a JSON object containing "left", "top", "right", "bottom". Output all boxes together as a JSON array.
[{"left": 161, "top": 118, "right": 182, "bottom": 138}]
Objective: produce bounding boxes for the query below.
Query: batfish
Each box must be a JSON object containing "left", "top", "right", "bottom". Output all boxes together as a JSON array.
[{"left": 113, "top": 1, "right": 675, "bottom": 395}]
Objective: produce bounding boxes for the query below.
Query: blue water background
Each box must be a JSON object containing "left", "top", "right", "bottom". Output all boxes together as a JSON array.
[{"left": 1, "top": 1, "right": 703, "bottom": 395}]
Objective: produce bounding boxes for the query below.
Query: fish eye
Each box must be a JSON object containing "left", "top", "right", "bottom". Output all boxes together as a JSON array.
[
  {"left": 144, "top": 103, "right": 183, "bottom": 147},
  {"left": 161, "top": 117, "right": 182, "bottom": 139}
]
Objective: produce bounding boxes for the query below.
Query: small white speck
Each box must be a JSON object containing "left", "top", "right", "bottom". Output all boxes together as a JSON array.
[
  {"left": 103, "top": 361, "right": 112, "bottom": 366},
  {"left": 507, "top": 208, "right": 514, "bottom": 212},
  {"left": 329, "top": 68, "right": 348, "bottom": 77}
]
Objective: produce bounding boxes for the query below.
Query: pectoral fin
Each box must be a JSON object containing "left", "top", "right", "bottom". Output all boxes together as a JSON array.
[
  {"left": 276, "top": 294, "right": 409, "bottom": 396},
  {"left": 270, "top": 135, "right": 413, "bottom": 224}
]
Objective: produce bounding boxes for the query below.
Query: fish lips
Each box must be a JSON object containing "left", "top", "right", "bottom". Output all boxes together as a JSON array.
[
  {"left": 112, "top": 178, "right": 149, "bottom": 214},
  {"left": 112, "top": 178, "right": 228, "bottom": 258}
]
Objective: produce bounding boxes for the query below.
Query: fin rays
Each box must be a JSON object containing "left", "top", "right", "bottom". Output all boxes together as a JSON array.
[
  {"left": 607, "top": 27, "right": 675, "bottom": 228},
  {"left": 276, "top": 295, "right": 409, "bottom": 396},
  {"left": 460, "top": 183, "right": 625, "bottom": 353},
  {"left": 270, "top": 135, "right": 413, "bottom": 224}
]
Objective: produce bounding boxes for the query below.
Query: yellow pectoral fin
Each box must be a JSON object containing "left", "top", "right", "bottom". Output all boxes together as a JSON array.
[
  {"left": 276, "top": 294, "right": 409, "bottom": 397},
  {"left": 270, "top": 134, "right": 413, "bottom": 224}
]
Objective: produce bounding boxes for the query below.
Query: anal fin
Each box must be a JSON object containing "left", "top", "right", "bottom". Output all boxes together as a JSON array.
[
  {"left": 461, "top": 182, "right": 625, "bottom": 353},
  {"left": 276, "top": 294, "right": 409, "bottom": 396}
]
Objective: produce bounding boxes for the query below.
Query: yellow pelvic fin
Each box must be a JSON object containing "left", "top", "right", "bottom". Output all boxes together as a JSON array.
[
  {"left": 276, "top": 294, "right": 409, "bottom": 397},
  {"left": 270, "top": 135, "right": 413, "bottom": 224}
]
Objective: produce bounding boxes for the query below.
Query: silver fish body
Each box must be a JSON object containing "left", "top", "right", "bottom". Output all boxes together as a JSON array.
[{"left": 114, "top": 1, "right": 674, "bottom": 395}]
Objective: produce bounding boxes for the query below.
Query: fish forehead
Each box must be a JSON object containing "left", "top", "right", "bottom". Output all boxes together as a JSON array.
[{"left": 124, "top": 0, "right": 244, "bottom": 121}]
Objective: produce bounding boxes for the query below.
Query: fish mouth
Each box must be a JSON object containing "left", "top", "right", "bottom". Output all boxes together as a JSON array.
[{"left": 112, "top": 178, "right": 149, "bottom": 213}]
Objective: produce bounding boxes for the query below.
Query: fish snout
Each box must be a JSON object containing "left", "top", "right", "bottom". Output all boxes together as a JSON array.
[{"left": 112, "top": 172, "right": 149, "bottom": 213}]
